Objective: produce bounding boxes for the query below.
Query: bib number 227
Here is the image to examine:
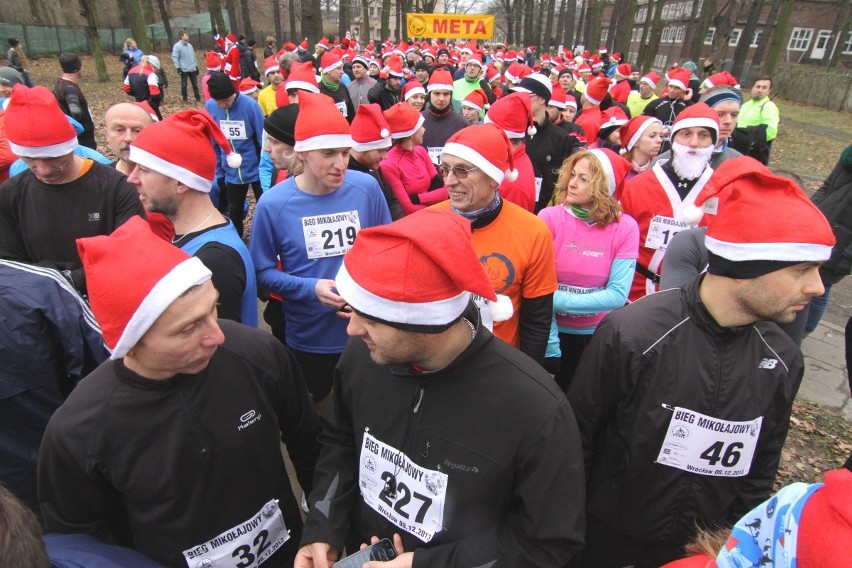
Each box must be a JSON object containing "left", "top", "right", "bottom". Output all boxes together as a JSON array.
[{"left": 378, "top": 472, "right": 432, "bottom": 523}]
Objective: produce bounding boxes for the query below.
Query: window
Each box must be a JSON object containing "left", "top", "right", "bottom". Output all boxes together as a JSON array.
[
  {"left": 628, "top": 52, "right": 638, "bottom": 64},
  {"left": 654, "top": 54, "right": 668, "bottom": 68},
  {"left": 662, "top": 5, "right": 671, "bottom": 20},
  {"left": 685, "top": 1, "right": 693, "bottom": 15},
  {"left": 814, "top": 29, "right": 832, "bottom": 50},
  {"left": 844, "top": 31, "right": 852, "bottom": 54},
  {"left": 601, "top": 28, "right": 609, "bottom": 43},
  {"left": 636, "top": 7, "right": 648, "bottom": 23},
  {"left": 788, "top": 27, "right": 813, "bottom": 51},
  {"left": 750, "top": 30, "right": 762, "bottom": 48},
  {"left": 729, "top": 29, "right": 741, "bottom": 46},
  {"left": 661, "top": 27, "right": 670, "bottom": 44},
  {"left": 675, "top": 26, "right": 685, "bottom": 44},
  {"left": 704, "top": 27, "right": 716, "bottom": 45}
]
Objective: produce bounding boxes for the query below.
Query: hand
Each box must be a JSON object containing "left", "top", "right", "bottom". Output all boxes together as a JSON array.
[
  {"left": 363, "top": 534, "right": 411, "bottom": 567},
  {"left": 294, "top": 542, "right": 339, "bottom": 568},
  {"left": 315, "top": 279, "right": 346, "bottom": 310}
]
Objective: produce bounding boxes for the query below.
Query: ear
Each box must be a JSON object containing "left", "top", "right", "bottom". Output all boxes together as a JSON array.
[
  {"left": 175, "top": 181, "right": 193, "bottom": 195},
  {"left": 490, "top": 179, "right": 499, "bottom": 190}
]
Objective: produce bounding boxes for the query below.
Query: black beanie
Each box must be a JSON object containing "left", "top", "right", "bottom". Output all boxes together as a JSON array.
[
  {"left": 414, "top": 61, "right": 430, "bottom": 72},
  {"left": 59, "top": 53, "right": 82, "bottom": 73},
  {"left": 8, "top": 38, "right": 20, "bottom": 47},
  {"left": 264, "top": 104, "right": 299, "bottom": 146},
  {"left": 208, "top": 72, "right": 237, "bottom": 100}
]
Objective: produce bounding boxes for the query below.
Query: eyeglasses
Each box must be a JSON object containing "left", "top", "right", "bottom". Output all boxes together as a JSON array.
[{"left": 438, "top": 164, "right": 479, "bottom": 179}]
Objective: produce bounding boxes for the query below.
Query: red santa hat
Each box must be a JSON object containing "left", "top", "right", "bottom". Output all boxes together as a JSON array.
[
  {"left": 584, "top": 148, "right": 631, "bottom": 196},
  {"left": 77, "top": 216, "right": 212, "bottom": 359},
  {"left": 443, "top": 123, "right": 518, "bottom": 184},
  {"left": 205, "top": 51, "right": 224, "bottom": 71},
  {"left": 549, "top": 82, "right": 568, "bottom": 109},
  {"left": 701, "top": 70, "right": 740, "bottom": 90},
  {"left": 615, "top": 63, "right": 632, "bottom": 78},
  {"left": 383, "top": 102, "right": 425, "bottom": 139},
  {"left": 299, "top": 38, "right": 309, "bottom": 51},
  {"left": 485, "top": 63, "right": 501, "bottom": 84},
  {"left": 583, "top": 76, "right": 611, "bottom": 106},
  {"left": 315, "top": 37, "right": 330, "bottom": 51},
  {"left": 619, "top": 115, "right": 663, "bottom": 153},
  {"left": 386, "top": 54, "right": 405, "bottom": 78},
  {"left": 402, "top": 79, "right": 426, "bottom": 101},
  {"left": 667, "top": 67, "right": 692, "bottom": 91},
  {"left": 134, "top": 100, "right": 159, "bottom": 122},
  {"left": 686, "top": 157, "right": 834, "bottom": 273},
  {"left": 461, "top": 89, "right": 490, "bottom": 113},
  {"left": 263, "top": 55, "right": 281, "bottom": 76},
  {"left": 129, "top": 109, "right": 241, "bottom": 192},
  {"left": 5, "top": 85, "right": 78, "bottom": 158},
  {"left": 293, "top": 92, "right": 353, "bottom": 151},
  {"left": 238, "top": 77, "right": 261, "bottom": 95},
  {"left": 577, "top": 62, "right": 591, "bottom": 75},
  {"left": 798, "top": 469, "right": 852, "bottom": 566},
  {"left": 427, "top": 68, "right": 454, "bottom": 92},
  {"left": 590, "top": 57, "right": 604, "bottom": 69},
  {"left": 320, "top": 49, "right": 344, "bottom": 74},
  {"left": 284, "top": 61, "right": 320, "bottom": 93},
  {"left": 282, "top": 41, "right": 297, "bottom": 53},
  {"left": 484, "top": 91, "right": 536, "bottom": 138},
  {"left": 335, "top": 208, "right": 512, "bottom": 331},
  {"left": 640, "top": 71, "right": 660, "bottom": 89},
  {"left": 670, "top": 102, "right": 720, "bottom": 144},
  {"left": 351, "top": 103, "right": 391, "bottom": 152},
  {"left": 598, "top": 45, "right": 608, "bottom": 54}
]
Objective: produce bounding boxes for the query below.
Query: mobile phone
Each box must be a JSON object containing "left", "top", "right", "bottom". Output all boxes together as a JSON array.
[{"left": 332, "top": 538, "right": 397, "bottom": 568}]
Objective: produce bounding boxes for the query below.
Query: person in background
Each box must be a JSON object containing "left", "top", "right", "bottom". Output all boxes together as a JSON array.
[
  {"left": 123, "top": 55, "right": 164, "bottom": 121},
  {"left": 620, "top": 115, "right": 664, "bottom": 182},
  {"left": 734, "top": 76, "right": 779, "bottom": 165},
  {"left": 347, "top": 54, "right": 375, "bottom": 110},
  {"left": 119, "top": 38, "right": 143, "bottom": 79},
  {"left": 538, "top": 149, "right": 637, "bottom": 391},
  {"left": 54, "top": 54, "right": 96, "bottom": 149},
  {"left": 401, "top": 79, "right": 427, "bottom": 111},
  {"left": 6, "top": 38, "right": 33, "bottom": 86},
  {"left": 347, "top": 103, "right": 404, "bottom": 220},
  {"left": 626, "top": 72, "right": 660, "bottom": 119},
  {"left": 171, "top": 30, "right": 201, "bottom": 103}
]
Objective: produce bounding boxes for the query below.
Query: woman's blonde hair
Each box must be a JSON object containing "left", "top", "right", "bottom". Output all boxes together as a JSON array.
[
  {"left": 124, "top": 38, "right": 136, "bottom": 50},
  {"left": 553, "top": 150, "right": 622, "bottom": 226}
]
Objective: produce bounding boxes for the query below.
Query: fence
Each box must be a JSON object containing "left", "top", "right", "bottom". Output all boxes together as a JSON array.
[{"left": 0, "top": 11, "right": 232, "bottom": 56}]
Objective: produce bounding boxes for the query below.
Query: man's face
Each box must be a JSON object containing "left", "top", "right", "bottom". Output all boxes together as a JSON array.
[
  {"left": 263, "top": 134, "right": 295, "bottom": 170},
  {"left": 441, "top": 155, "right": 497, "bottom": 212},
  {"left": 180, "top": 32, "right": 189, "bottom": 43},
  {"left": 639, "top": 81, "right": 653, "bottom": 98},
  {"left": 546, "top": 105, "right": 561, "bottom": 123},
  {"left": 673, "top": 126, "right": 714, "bottom": 149},
  {"left": 460, "top": 53, "right": 470, "bottom": 65},
  {"left": 438, "top": 53, "right": 449, "bottom": 65},
  {"left": 559, "top": 74, "right": 574, "bottom": 91},
  {"left": 751, "top": 79, "right": 771, "bottom": 100},
  {"left": 387, "top": 76, "right": 401, "bottom": 91},
  {"left": 127, "top": 164, "right": 180, "bottom": 217},
  {"left": 352, "top": 63, "right": 367, "bottom": 79},
  {"left": 529, "top": 93, "right": 546, "bottom": 116},
  {"left": 465, "top": 62, "right": 480, "bottom": 79},
  {"left": 629, "top": 71, "right": 641, "bottom": 82},
  {"left": 104, "top": 104, "right": 151, "bottom": 162},
  {"left": 125, "top": 280, "right": 225, "bottom": 379},
  {"left": 324, "top": 66, "right": 343, "bottom": 84},
  {"left": 267, "top": 69, "right": 283, "bottom": 87},
  {"left": 346, "top": 311, "right": 424, "bottom": 365},
  {"left": 298, "top": 147, "right": 350, "bottom": 191},
  {"left": 0, "top": 82, "right": 14, "bottom": 98},
  {"left": 20, "top": 153, "right": 78, "bottom": 185},
  {"left": 430, "top": 90, "right": 452, "bottom": 111},
  {"left": 216, "top": 94, "right": 237, "bottom": 110},
  {"left": 416, "top": 68, "right": 430, "bottom": 83},
  {"left": 668, "top": 85, "right": 685, "bottom": 100},
  {"left": 735, "top": 263, "right": 825, "bottom": 324},
  {"left": 357, "top": 147, "right": 388, "bottom": 170},
  {"left": 713, "top": 100, "right": 740, "bottom": 144},
  {"left": 462, "top": 105, "right": 480, "bottom": 125}
]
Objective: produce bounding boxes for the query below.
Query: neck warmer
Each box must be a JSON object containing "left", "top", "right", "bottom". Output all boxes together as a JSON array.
[{"left": 451, "top": 192, "right": 502, "bottom": 229}]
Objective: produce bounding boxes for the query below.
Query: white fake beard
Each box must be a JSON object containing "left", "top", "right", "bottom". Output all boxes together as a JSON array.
[{"left": 671, "top": 141, "right": 713, "bottom": 180}]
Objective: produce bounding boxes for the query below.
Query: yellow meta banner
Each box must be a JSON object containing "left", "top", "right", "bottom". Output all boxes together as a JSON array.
[{"left": 406, "top": 13, "right": 494, "bottom": 40}]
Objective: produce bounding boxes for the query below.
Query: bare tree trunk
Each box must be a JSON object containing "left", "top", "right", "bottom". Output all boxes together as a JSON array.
[
  {"left": 272, "top": 0, "right": 282, "bottom": 43},
  {"left": 577, "top": 0, "right": 587, "bottom": 47},
  {"left": 79, "top": 0, "right": 109, "bottom": 81},
  {"left": 542, "top": 0, "right": 556, "bottom": 52},
  {"left": 681, "top": 0, "right": 703, "bottom": 62},
  {"left": 763, "top": 0, "right": 795, "bottom": 75},
  {"left": 564, "top": 0, "right": 576, "bottom": 49},
  {"left": 556, "top": 0, "right": 567, "bottom": 48},
  {"left": 502, "top": 0, "right": 515, "bottom": 44},
  {"left": 223, "top": 0, "right": 238, "bottom": 31},
  {"left": 208, "top": 0, "right": 227, "bottom": 35},
  {"left": 532, "top": 1, "right": 543, "bottom": 52},
  {"left": 125, "top": 0, "right": 152, "bottom": 52},
  {"left": 338, "top": 0, "right": 349, "bottom": 40},
  {"left": 143, "top": 0, "right": 156, "bottom": 26},
  {"left": 289, "top": 0, "right": 298, "bottom": 37},
  {"left": 381, "top": 0, "right": 391, "bottom": 40},
  {"left": 710, "top": 0, "right": 743, "bottom": 68},
  {"left": 732, "top": 0, "right": 764, "bottom": 78},
  {"left": 240, "top": 0, "right": 254, "bottom": 38},
  {"left": 608, "top": 0, "right": 622, "bottom": 51},
  {"left": 157, "top": 0, "right": 174, "bottom": 47},
  {"left": 614, "top": 0, "right": 638, "bottom": 57},
  {"left": 360, "top": 0, "right": 370, "bottom": 41},
  {"left": 522, "top": 0, "right": 534, "bottom": 48},
  {"left": 827, "top": 1, "right": 851, "bottom": 68},
  {"left": 302, "top": 0, "right": 324, "bottom": 44},
  {"left": 583, "top": 0, "right": 600, "bottom": 49},
  {"left": 638, "top": 0, "right": 666, "bottom": 72},
  {"left": 118, "top": 0, "right": 130, "bottom": 27}
]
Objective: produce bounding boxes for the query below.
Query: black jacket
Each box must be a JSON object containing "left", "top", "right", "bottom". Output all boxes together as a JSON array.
[
  {"left": 367, "top": 78, "right": 401, "bottom": 111},
  {"left": 812, "top": 147, "right": 852, "bottom": 285},
  {"left": 347, "top": 156, "right": 404, "bottom": 220},
  {"left": 569, "top": 277, "right": 804, "bottom": 547},
  {"left": 525, "top": 114, "right": 577, "bottom": 212}
]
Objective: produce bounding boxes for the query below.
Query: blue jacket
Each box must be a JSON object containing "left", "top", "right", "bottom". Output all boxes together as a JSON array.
[{"left": 204, "top": 94, "right": 264, "bottom": 185}]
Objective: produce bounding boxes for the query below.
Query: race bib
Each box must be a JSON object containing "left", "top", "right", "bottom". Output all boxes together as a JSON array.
[
  {"left": 427, "top": 147, "right": 443, "bottom": 165},
  {"left": 182, "top": 500, "right": 289, "bottom": 568},
  {"left": 220, "top": 120, "right": 247, "bottom": 140},
  {"left": 656, "top": 406, "right": 763, "bottom": 477},
  {"left": 470, "top": 293, "right": 494, "bottom": 331},
  {"left": 534, "top": 177, "right": 543, "bottom": 201},
  {"left": 335, "top": 101, "right": 348, "bottom": 118},
  {"left": 645, "top": 215, "right": 689, "bottom": 250},
  {"left": 301, "top": 210, "right": 361, "bottom": 259},
  {"left": 556, "top": 283, "right": 603, "bottom": 318},
  {"left": 359, "top": 431, "right": 448, "bottom": 542}
]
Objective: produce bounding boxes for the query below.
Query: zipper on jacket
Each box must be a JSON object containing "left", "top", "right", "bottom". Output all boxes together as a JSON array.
[
  {"left": 225, "top": 108, "right": 244, "bottom": 183},
  {"left": 177, "top": 386, "right": 211, "bottom": 459},
  {"left": 401, "top": 379, "right": 426, "bottom": 458}
]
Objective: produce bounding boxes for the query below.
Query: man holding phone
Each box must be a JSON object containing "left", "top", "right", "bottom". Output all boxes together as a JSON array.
[{"left": 295, "top": 208, "right": 585, "bottom": 568}]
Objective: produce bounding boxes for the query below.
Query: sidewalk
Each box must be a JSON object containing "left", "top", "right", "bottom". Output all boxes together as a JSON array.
[{"left": 799, "top": 320, "right": 850, "bottom": 422}]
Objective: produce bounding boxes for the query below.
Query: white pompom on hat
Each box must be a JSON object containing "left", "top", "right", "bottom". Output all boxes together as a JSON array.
[
  {"left": 351, "top": 103, "right": 392, "bottom": 152},
  {"left": 442, "top": 123, "right": 518, "bottom": 184},
  {"left": 484, "top": 91, "right": 537, "bottom": 138}
]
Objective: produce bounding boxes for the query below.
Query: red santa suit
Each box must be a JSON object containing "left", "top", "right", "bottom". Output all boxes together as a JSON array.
[
  {"left": 215, "top": 33, "right": 242, "bottom": 85},
  {"left": 620, "top": 161, "right": 715, "bottom": 301},
  {"left": 574, "top": 106, "right": 602, "bottom": 147},
  {"left": 609, "top": 79, "right": 631, "bottom": 104},
  {"left": 499, "top": 143, "right": 536, "bottom": 212}
]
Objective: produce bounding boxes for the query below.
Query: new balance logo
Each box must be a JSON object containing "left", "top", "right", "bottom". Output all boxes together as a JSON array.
[{"left": 758, "top": 358, "right": 778, "bottom": 370}]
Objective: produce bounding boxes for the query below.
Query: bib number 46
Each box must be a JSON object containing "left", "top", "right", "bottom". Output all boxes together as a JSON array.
[{"left": 700, "top": 441, "right": 743, "bottom": 468}]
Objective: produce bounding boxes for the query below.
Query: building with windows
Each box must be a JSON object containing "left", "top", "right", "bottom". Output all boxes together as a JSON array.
[{"left": 601, "top": 0, "right": 850, "bottom": 72}]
